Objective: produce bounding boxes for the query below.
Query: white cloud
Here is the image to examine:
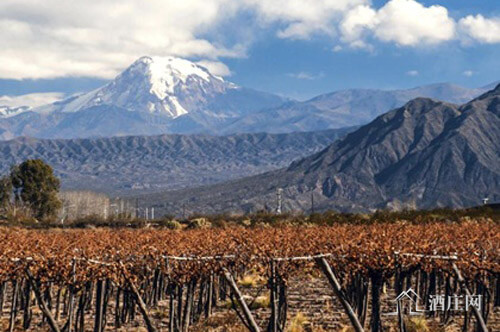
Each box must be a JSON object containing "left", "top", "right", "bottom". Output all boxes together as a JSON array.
[
  {"left": 287, "top": 72, "right": 324, "bottom": 80},
  {"left": 341, "top": 0, "right": 455, "bottom": 47},
  {"left": 374, "top": 0, "right": 455, "bottom": 46},
  {"left": 0, "top": 0, "right": 372, "bottom": 80},
  {"left": 406, "top": 70, "right": 419, "bottom": 76},
  {"left": 0, "top": 92, "right": 65, "bottom": 108},
  {"left": 0, "top": 0, "right": 498, "bottom": 80},
  {"left": 246, "top": 0, "right": 368, "bottom": 40},
  {"left": 459, "top": 15, "right": 500, "bottom": 44},
  {"left": 0, "top": 0, "right": 241, "bottom": 80},
  {"left": 340, "top": 5, "right": 377, "bottom": 45},
  {"left": 463, "top": 70, "right": 475, "bottom": 77},
  {"left": 332, "top": 45, "right": 343, "bottom": 52},
  {"left": 196, "top": 60, "right": 232, "bottom": 77}
]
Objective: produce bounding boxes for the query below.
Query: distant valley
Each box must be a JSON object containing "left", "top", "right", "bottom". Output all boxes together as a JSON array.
[
  {"left": 0, "top": 56, "right": 496, "bottom": 139},
  {"left": 223, "top": 83, "right": 491, "bottom": 133},
  {"left": 1, "top": 56, "right": 498, "bottom": 214},
  {"left": 143, "top": 84, "right": 500, "bottom": 214},
  {"left": 0, "top": 128, "right": 353, "bottom": 194}
]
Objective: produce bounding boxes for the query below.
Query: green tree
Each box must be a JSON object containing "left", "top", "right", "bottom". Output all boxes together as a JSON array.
[
  {"left": 0, "top": 176, "right": 12, "bottom": 210},
  {"left": 10, "top": 159, "right": 61, "bottom": 220}
]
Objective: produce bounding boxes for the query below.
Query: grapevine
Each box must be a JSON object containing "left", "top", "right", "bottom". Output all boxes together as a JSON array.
[{"left": 0, "top": 222, "right": 498, "bottom": 332}]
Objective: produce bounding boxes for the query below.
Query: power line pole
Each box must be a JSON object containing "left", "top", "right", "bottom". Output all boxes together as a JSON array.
[
  {"left": 135, "top": 198, "right": 139, "bottom": 219},
  {"left": 311, "top": 192, "right": 315, "bottom": 215},
  {"left": 276, "top": 188, "right": 283, "bottom": 214}
]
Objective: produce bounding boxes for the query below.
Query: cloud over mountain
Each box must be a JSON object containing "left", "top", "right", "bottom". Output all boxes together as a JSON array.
[
  {"left": 146, "top": 84, "right": 500, "bottom": 214},
  {"left": 459, "top": 15, "right": 500, "bottom": 44},
  {"left": 0, "top": 92, "right": 64, "bottom": 108},
  {"left": 0, "top": 56, "right": 287, "bottom": 139},
  {"left": 1, "top": 0, "right": 499, "bottom": 80}
]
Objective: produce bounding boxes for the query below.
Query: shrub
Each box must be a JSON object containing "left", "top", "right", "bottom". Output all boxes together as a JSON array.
[
  {"left": 404, "top": 317, "right": 430, "bottom": 332},
  {"left": 289, "top": 312, "right": 308, "bottom": 332},
  {"left": 249, "top": 295, "right": 270, "bottom": 309},
  {"left": 158, "top": 219, "right": 182, "bottom": 229},
  {"left": 0, "top": 176, "right": 12, "bottom": 211},
  {"left": 188, "top": 217, "right": 212, "bottom": 229},
  {"left": 238, "top": 272, "right": 266, "bottom": 287}
]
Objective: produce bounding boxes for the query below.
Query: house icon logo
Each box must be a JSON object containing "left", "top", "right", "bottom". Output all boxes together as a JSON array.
[{"left": 385, "top": 288, "right": 426, "bottom": 316}]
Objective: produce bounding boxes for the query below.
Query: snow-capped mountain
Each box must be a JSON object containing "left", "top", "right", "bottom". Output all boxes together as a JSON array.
[
  {"left": 37, "top": 56, "right": 234, "bottom": 118},
  {"left": 0, "top": 56, "right": 286, "bottom": 139},
  {"left": 0, "top": 106, "right": 31, "bottom": 118},
  {"left": 0, "top": 56, "right": 497, "bottom": 140},
  {"left": 148, "top": 84, "right": 500, "bottom": 214},
  {"left": 222, "top": 83, "right": 491, "bottom": 134}
]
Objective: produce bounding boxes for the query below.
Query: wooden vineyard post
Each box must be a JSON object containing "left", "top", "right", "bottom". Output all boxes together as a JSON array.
[
  {"left": 66, "top": 258, "right": 76, "bottom": 332},
  {"left": 94, "top": 279, "right": 105, "bottom": 332},
  {"left": 119, "top": 261, "right": 158, "bottom": 332},
  {"left": 451, "top": 263, "right": 488, "bottom": 332},
  {"left": 269, "top": 260, "right": 278, "bottom": 332},
  {"left": 394, "top": 252, "right": 406, "bottom": 332},
  {"left": 223, "top": 269, "right": 261, "bottom": 332},
  {"left": 169, "top": 288, "right": 176, "bottom": 332},
  {"left": 397, "top": 300, "right": 405, "bottom": 332},
  {"left": 23, "top": 280, "right": 32, "bottom": 330},
  {"left": 315, "top": 257, "right": 365, "bottom": 332},
  {"left": 25, "top": 268, "right": 61, "bottom": 332},
  {"left": 0, "top": 282, "right": 6, "bottom": 313},
  {"left": 369, "top": 272, "right": 383, "bottom": 332},
  {"left": 182, "top": 279, "right": 195, "bottom": 332},
  {"left": 8, "top": 279, "right": 19, "bottom": 332},
  {"left": 205, "top": 273, "right": 214, "bottom": 318}
]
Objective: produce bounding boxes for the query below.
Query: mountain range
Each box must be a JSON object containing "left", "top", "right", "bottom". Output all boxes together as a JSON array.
[
  {"left": 1, "top": 55, "right": 498, "bottom": 213},
  {"left": 142, "top": 84, "right": 500, "bottom": 214},
  {"left": 0, "top": 128, "right": 353, "bottom": 194},
  {"left": 0, "top": 106, "right": 30, "bottom": 118},
  {"left": 0, "top": 56, "right": 496, "bottom": 139},
  {"left": 0, "top": 56, "right": 286, "bottom": 140},
  {"left": 222, "top": 83, "right": 490, "bottom": 133}
]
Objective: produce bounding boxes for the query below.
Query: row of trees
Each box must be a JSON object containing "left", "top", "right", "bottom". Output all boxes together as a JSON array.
[{"left": 0, "top": 159, "right": 61, "bottom": 220}]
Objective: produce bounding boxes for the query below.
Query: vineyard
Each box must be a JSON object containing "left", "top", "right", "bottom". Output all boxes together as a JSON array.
[{"left": 0, "top": 222, "right": 498, "bottom": 332}]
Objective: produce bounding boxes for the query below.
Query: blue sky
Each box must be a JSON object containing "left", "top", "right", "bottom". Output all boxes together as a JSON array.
[
  {"left": 0, "top": 0, "right": 499, "bottom": 103},
  {"left": 224, "top": 36, "right": 499, "bottom": 100}
]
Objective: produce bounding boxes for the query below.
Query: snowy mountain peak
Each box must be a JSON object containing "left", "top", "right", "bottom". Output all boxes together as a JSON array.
[
  {"left": 129, "top": 56, "right": 219, "bottom": 99},
  {"left": 0, "top": 106, "right": 31, "bottom": 118},
  {"left": 41, "top": 56, "right": 233, "bottom": 118}
]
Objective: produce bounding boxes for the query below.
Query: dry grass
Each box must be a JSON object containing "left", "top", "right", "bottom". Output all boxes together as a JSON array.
[
  {"left": 405, "top": 317, "right": 430, "bottom": 332},
  {"left": 250, "top": 295, "right": 270, "bottom": 309},
  {"left": 238, "top": 272, "right": 266, "bottom": 287},
  {"left": 150, "top": 308, "right": 169, "bottom": 320},
  {"left": 116, "top": 327, "right": 148, "bottom": 332},
  {"left": 388, "top": 317, "right": 430, "bottom": 332},
  {"left": 289, "top": 312, "right": 308, "bottom": 332},
  {"left": 339, "top": 326, "right": 355, "bottom": 332},
  {"left": 190, "top": 312, "right": 247, "bottom": 332}
]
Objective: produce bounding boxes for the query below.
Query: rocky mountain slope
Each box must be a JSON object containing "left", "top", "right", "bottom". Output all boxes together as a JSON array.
[
  {"left": 0, "top": 55, "right": 495, "bottom": 139},
  {"left": 223, "top": 83, "right": 490, "bottom": 133},
  {"left": 146, "top": 84, "right": 500, "bottom": 214},
  {"left": 0, "top": 128, "right": 353, "bottom": 194},
  {"left": 0, "top": 106, "right": 31, "bottom": 118},
  {"left": 0, "top": 56, "right": 286, "bottom": 140}
]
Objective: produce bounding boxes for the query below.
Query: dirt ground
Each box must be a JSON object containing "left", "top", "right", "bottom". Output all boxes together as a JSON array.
[{"left": 0, "top": 274, "right": 498, "bottom": 332}]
